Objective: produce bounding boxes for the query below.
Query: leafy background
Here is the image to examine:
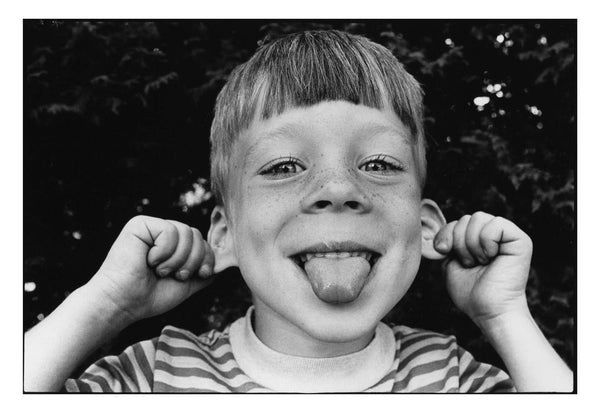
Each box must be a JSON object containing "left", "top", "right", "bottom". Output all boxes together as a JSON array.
[{"left": 24, "top": 20, "right": 575, "bottom": 376}]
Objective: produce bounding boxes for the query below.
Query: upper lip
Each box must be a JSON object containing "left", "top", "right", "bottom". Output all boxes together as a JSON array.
[
  {"left": 290, "top": 241, "right": 381, "bottom": 267},
  {"left": 294, "top": 241, "right": 377, "bottom": 255}
]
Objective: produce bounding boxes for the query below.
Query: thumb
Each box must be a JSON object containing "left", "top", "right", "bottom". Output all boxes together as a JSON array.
[
  {"left": 129, "top": 217, "right": 180, "bottom": 267},
  {"left": 146, "top": 276, "right": 215, "bottom": 318},
  {"left": 103, "top": 216, "right": 178, "bottom": 272},
  {"left": 441, "top": 256, "right": 465, "bottom": 275}
]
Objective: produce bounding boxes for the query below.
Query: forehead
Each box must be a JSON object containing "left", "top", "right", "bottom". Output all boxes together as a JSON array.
[{"left": 238, "top": 101, "right": 413, "bottom": 156}]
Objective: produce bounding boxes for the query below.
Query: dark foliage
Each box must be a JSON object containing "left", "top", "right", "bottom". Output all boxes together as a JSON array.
[{"left": 24, "top": 20, "right": 575, "bottom": 373}]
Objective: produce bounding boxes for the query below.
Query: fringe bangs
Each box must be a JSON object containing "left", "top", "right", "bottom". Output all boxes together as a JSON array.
[{"left": 210, "top": 30, "right": 425, "bottom": 206}]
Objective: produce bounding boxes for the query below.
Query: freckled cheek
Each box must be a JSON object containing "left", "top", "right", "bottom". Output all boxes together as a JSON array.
[
  {"left": 378, "top": 204, "right": 422, "bottom": 279},
  {"left": 234, "top": 184, "right": 293, "bottom": 249},
  {"left": 374, "top": 195, "right": 422, "bottom": 244}
]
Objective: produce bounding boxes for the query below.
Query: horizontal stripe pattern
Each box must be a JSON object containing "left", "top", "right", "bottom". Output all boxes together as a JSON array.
[
  {"left": 391, "top": 325, "right": 515, "bottom": 393},
  {"left": 65, "top": 323, "right": 515, "bottom": 393}
]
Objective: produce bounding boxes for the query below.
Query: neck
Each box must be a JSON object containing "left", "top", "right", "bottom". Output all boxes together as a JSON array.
[
  {"left": 252, "top": 298, "right": 374, "bottom": 357},
  {"left": 228, "top": 305, "right": 397, "bottom": 392}
]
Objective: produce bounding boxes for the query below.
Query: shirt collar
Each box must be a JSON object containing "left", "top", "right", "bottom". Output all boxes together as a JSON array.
[{"left": 229, "top": 306, "right": 396, "bottom": 392}]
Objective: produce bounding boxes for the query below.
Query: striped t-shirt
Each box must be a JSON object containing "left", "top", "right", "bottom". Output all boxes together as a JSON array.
[{"left": 64, "top": 312, "right": 515, "bottom": 393}]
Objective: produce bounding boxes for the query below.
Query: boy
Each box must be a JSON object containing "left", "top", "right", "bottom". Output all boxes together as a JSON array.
[{"left": 24, "top": 30, "right": 573, "bottom": 392}]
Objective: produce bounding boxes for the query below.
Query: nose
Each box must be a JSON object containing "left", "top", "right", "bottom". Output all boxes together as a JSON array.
[{"left": 301, "top": 169, "right": 373, "bottom": 214}]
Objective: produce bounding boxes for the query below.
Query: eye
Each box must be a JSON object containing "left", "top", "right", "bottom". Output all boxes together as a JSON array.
[
  {"left": 360, "top": 154, "right": 404, "bottom": 174},
  {"left": 259, "top": 156, "right": 306, "bottom": 179}
]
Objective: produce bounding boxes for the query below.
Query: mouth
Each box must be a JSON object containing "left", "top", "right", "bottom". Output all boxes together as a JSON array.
[
  {"left": 292, "top": 251, "right": 378, "bottom": 269},
  {"left": 289, "top": 241, "right": 381, "bottom": 304},
  {"left": 290, "top": 241, "right": 380, "bottom": 269}
]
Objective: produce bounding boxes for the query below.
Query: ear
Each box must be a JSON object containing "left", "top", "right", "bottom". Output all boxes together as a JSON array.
[
  {"left": 207, "top": 206, "right": 239, "bottom": 273},
  {"left": 420, "top": 199, "right": 447, "bottom": 260}
]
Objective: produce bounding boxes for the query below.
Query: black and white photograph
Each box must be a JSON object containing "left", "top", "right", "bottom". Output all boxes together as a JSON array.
[{"left": 21, "top": 18, "right": 576, "bottom": 395}]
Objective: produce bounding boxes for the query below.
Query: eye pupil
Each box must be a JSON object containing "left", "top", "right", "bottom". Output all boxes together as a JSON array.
[
  {"left": 366, "top": 161, "right": 386, "bottom": 171},
  {"left": 277, "top": 163, "right": 295, "bottom": 173},
  {"left": 360, "top": 156, "right": 403, "bottom": 174},
  {"left": 260, "top": 158, "right": 304, "bottom": 178}
]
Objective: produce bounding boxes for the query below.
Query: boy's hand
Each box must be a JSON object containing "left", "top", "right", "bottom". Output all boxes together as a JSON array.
[
  {"left": 89, "top": 215, "right": 216, "bottom": 324},
  {"left": 433, "top": 212, "right": 533, "bottom": 327}
]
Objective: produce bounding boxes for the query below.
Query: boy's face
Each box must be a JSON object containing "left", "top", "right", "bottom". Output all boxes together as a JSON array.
[{"left": 215, "top": 100, "right": 439, "bottom": 345}]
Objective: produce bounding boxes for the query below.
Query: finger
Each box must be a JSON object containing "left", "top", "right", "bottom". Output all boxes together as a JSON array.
[
  {"left": 198, "top": 239, "right": 215, "bottom": 278},
  {"left": 480, "top": 216, "right": 533, "bottom": 259},
  {"left": 156, "top": 275, "right": 215, "bottom": 303},
  {"left": 142, "top": 218, "right": 179, "bottom": 269},
  {"left": 452, "top": 215, "right": 477, "bottom": 267},
  {"left": 433, "top": 220, "right": 458, "bottom": 255},
  {"left": 464, "top": 211, "right": 495, "bottom": 264},
  {"left": 155, "top": 221, "right": 193, "bottom": 278},
  {"left": 175, "top": 227, "right": 206, "bottom": 281}
]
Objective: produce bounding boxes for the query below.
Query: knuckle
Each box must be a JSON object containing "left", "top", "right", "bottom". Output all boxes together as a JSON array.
[
  {"left": 166, "top": 219, "right": 180, "bottom": 225},
  {"left": 160, "top": 226, "right": 179, "bottom": 249},
  {"left": 446, "top": 220, "right": 458, "bottom": 229},
  {"left": 478, "top": 228, "right": 491, "bottom": 242},
  {"left": 459, "top": 214, "right": 472, "bottom": 222},
  {"left": 178, "top": 224, "right": 193, "bottom": 241},
  {"left": 471, "top": 211, "right": 488, "bottom": 220},
  {"left": 166, "top": 219, "right": 185, "bottom": 230},
  {"left": 492, "top": 216, "right": 506, "bottom": 225},
  {"left": 465, "top": 232, "right": 478, "bottom": 244},
  {"left": 191, "top": 228, "right": 204, "bottom": 245},
  {"left": 126, "top": 214, "right": 148, "bottom": 227},
  {"left": 186, "top": 229, "right": 195, "bottom": 243},
  {"left": 176, "top": 221, "right": 193, "bottom": 234},
  {"left": 164, "top": 221, "right": 178, "bottom": 235},
  {"left": 452, "top": 220, "right": 464, "bottom": 236}
]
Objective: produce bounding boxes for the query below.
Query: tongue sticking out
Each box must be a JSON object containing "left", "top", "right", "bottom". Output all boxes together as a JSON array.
[{"left": 304, "top": 256, "right": 371, "bottom": 304}]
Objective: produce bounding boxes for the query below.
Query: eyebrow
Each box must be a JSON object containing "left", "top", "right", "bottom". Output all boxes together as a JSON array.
[
  {"left": 242, "top": 123, "right": 299, "bottom": 170},
  {"left": 244, "top": 117, "right": 412, "bottom": 165},
  {"left": 245, "top": 122, "right": 301, "bottom": 159},
  {"left": 260, "top": 123, "right": 302, "bottom": 143},
  {"left": 352, "top": 120, "right": 412, "bottom": 145}
]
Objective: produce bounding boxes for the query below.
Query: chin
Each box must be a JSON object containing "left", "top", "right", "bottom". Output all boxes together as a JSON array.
[
  {"left": 294, "top": 299, "right": 389, "bottom": 344},
  {"left": 305, "top": 322, "right": 377, "bottom": 344}
]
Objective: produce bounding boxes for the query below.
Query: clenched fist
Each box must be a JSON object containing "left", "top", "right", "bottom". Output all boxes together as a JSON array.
[
  {"left": 433, "top": 212, "right": 533, "bottom": 327},
  {"left": 89, "top": 216, "right": 217, "bottom": 324}
]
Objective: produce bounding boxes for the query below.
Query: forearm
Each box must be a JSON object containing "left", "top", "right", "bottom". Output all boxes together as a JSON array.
[
  {"left": 478, "top": 310, "right": 573, "bottom": 392},
  {"left": 24, "top": 282, "right": 132, "bottom": 392}
]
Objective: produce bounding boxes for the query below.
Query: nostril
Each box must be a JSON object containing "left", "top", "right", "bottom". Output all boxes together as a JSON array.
[
  {"left": 315, "top": 200, "right": 330, "bottom": 209},
  {"left": 345, "top": 200, "right": 360, "bottom": 210}
]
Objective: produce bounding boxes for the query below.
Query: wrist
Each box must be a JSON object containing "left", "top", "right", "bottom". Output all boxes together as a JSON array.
[
  {"left": 472, "top": 303, "right": 573, "bottom": 392},
  {"left": 75, "top": 278, "right": 137, "bottom": 334},
  {"left": 477, "top": 310, "right": 535, "bottom": 343},
  {"left": 471, "top": 297, "right": 531, "bottom": 336}
]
